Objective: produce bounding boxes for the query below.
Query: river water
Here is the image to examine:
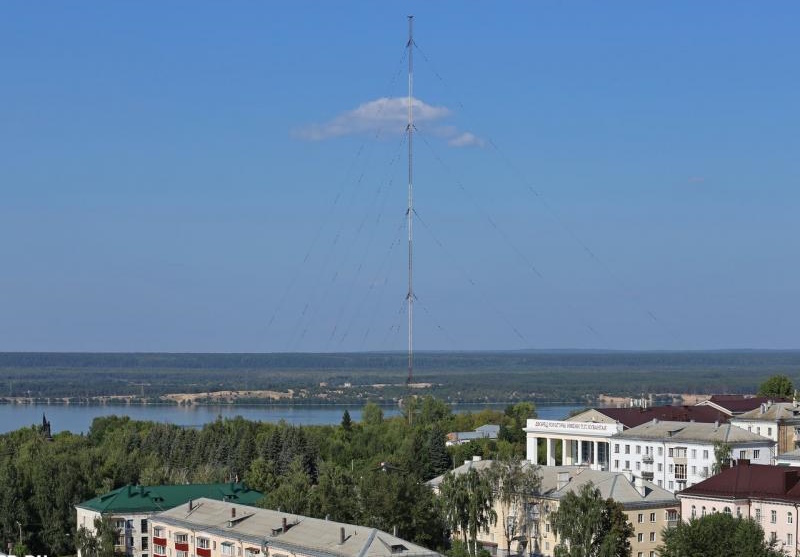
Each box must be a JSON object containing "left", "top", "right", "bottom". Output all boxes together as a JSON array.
[{"left": 0, "top": 402, "right": 585, "bottom": 434}]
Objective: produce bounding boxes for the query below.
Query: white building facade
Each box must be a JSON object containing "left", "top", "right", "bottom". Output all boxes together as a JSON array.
[
  {"left": 525, "top": 414, "right": 623, "bottom": 470},
  {"left": 609, "top": 420, "right": 774, "bottom": 492}
]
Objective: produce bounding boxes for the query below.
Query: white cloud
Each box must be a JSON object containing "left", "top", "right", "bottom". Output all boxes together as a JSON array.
[
  {"left": 447, "top": 131, "right": 485, "bottom": 148},
  {"left": 293, "top": 96, "right": 482, "bottom": 147}
]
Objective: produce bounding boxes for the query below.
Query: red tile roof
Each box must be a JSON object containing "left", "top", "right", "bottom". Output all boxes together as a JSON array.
[
  {"left": 679, "top": 463, "right": 800, "bottom": 502},
  {"left": 597, "top": 405, "right": 729, "bottom": 428},
  {"left": 704, "top": 395, "right": 791, "bottom": 414}
]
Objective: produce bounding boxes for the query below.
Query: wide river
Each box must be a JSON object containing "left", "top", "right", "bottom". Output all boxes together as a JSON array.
[{"left": 0, "top": 402, "right": 586, "bottom": 434}]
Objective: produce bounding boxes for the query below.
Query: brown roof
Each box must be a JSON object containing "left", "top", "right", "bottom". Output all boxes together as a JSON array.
[
  {"left": 705, "top": 395, "right": 791, "bottom": 414},
  {"left": 679, "top": 463, "right": 800, "bottom": 502},
  {"left": 597, "top": 405, "right": 729, "bottom": 428}
]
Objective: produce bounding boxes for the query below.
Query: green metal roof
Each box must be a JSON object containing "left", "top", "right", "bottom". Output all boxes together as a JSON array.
[{"left": 77, "top": 483, "right": 263, "bottom": 514}]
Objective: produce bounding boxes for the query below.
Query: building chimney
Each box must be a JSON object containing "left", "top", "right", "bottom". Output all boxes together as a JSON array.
[
  {"left": 761, "top": 403, "right": 766, "bottom": 414},
  {"left": 557, "top": 472, "right": 570, "bottom": 490},
  {"left": 188, "top": 500, "right": 193, "bottom": 512},
  {"left": 231, "top": 507, "right": 236, "bottom": 519},
  {"left": 339, "top": 527, "right": 346, "bottom": 545},
  {"left": 634, "top": 476, "right": 646, "bottom": 497},
  {"left": 282, "top": 517, "right": 287, "bottom": 532}
]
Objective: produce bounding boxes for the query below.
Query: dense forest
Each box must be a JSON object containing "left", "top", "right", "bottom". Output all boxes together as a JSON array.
[
  {"left": 0, "top": 397, "right": 534, "bottom": 556},
  {"left": 1, "top": 351, "right": 799, "bottom": 403}
]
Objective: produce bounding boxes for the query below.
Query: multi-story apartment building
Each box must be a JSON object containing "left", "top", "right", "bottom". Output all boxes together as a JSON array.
[
  {"left": 730, "top": 401, "right": 800, "bottom": 455},
  {"left": 677, "top": 462, "right": 800, "bottom": 556},
  {"left": 428, "top": 461, "right": 678, "bottom": 557},
  {"left": 609, "top": 420, "right": 773, "bottom": 492},
  {"left": 148, "top": 498, "right": 441, "bottom": 557},
  {"left": 75, "top": 483, "right": 262, "bottom": 557}
]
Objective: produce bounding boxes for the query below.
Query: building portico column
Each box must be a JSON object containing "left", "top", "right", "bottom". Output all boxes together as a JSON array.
[
  {"left": 593, "top": 440, "right": 599, "bottom": 467},
  {"left": 562, "top": 437, "right": 568, "bottom": 465},
  {"left": 528, "top": 436, "right": 538, "bottom": 464},
  {"left": 546, "top": 437, "right": 553, "bottom": 466}
]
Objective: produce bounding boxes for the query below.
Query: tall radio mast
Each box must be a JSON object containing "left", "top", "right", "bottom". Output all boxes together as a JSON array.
[{"left": 406, "top": 15, "right": 415, "bottom": 386}]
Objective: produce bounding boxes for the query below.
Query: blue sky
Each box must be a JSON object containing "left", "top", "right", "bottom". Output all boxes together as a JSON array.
[{"left": 1, "top": 2, "right": 798, "bottom": 352}]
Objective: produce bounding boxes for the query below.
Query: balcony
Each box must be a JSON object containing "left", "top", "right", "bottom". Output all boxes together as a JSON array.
[
  {"left": 641, "top": 471, "right": 654, "bottom": 481},
  {"left": 666, "top": 519, "right": 679, "bottom": 529},
  {"left": 642, "top": 455, "right": 654, "bottom": 463}
]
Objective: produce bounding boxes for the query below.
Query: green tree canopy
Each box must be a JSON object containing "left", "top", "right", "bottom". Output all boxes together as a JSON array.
[
  {"left": 550, "top": 482, "right": 634, "bottom": 557},
  {"left": 658, "top": 513, "right": 784, "bottom": 557},
  {"left": 488, "top": 458, "right": 541, "bottom": 557},
  {"left": 758, "top": 374, "right": 794, "bottom": 398}
]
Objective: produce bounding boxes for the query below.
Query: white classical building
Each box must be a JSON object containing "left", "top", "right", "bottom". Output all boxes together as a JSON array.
[
  {"left": 525, "top": 410, "right": 623, "bottom": 470},
  {"left": 609, "top": 419, "right": 774, "bottom": 492}
]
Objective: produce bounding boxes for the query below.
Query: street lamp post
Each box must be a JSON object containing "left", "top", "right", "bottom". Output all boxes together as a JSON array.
[{"left": 14, "top": 521, "right": 22, "bottom": 549}]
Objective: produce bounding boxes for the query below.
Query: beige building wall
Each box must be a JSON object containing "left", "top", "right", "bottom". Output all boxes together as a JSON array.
[{"left": 471, "top": 496, "right": 678, "bottom": 557}]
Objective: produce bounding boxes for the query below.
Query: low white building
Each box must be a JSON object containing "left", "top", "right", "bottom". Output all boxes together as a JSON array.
[{"left": 609, "top": 419, "right": 774, "bottom": 492}]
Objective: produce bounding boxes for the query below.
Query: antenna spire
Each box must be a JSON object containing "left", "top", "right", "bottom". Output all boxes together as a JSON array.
[{"left": 406, "top": 15, "right": 414, "bottom": 387}]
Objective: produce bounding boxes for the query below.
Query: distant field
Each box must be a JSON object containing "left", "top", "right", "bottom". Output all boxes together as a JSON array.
[{"left": 0, "top": 350, "right": 798, "bottom": 404}]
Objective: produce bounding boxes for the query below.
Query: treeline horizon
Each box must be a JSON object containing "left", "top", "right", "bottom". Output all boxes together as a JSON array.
[{"left": 1, "top": 350, "right": 799, "bottom": 403}]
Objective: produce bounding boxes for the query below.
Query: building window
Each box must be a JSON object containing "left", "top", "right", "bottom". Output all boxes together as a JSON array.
[
  {"left": 691, "top": 505, "right": 696, "bottom": 518},
  {"left": 702, "top": 507, "right": 707, "bottom": 517},
  {"left": 789, "top": 512, "right": 793, "bottom": 524},
  {"left": 658, "top": 480, "right": 662, "bottom": 487},
  {"left": 128, "top": 537, "right": 134, "bottom": 547},
  {"left": 658, "top": 463, "right": 663, "bottom": 472},
  {"left": 691, "top": 449, "right": 697, "bottom": 458},
  {"left": 669, "top": 464, "right": 674, "bottom": 473},
  {"left": 668, "top": 448, "right": 674, "bottom": 457},
  {"left": 636, "top": 462, "right": 641, "bottom": 471},
  {"left": 615, "top": 444, "right": 620, "bottom": 453},
  {"left": 141, "top": 520, "right": 148, "bottom": 532},
  {"left": 625, "top": 461, "right": 630, "bottom": 470},
  {"left": 638, "top": 513, "right": 643, "bottom": 523},
  {"left": 675, "top": 464, "right": 687, "bottom": 480},
  {"left": 177, "top": 552, "right": 188, "bottom": 557},
  {"left": 153, "top": 528, "right": 164, "bottom": 538},
  {"left": 625, "top": 445, "right": 631, "bottom": 454},
  {"left": 768, "top": 427, "right": 772, "bottom": 436},
  {"left": 175, "top": 534, "right": 188, "bottom": 544},
  {"left": 658, "top": 447, "right": 663, "bottom": 456},
  {"left": 546, "top": 523, "right": 550, "bottom": 533},
  {"left": 754, "top": 450, "right": 760, "bottom": 459},
  {"left": 636, "top": 446, "right": 641, "bottom": 454},
  {"left": 650, "top": 512, "right": 656, "bottom": 522},
  {"left": 703, "top": 450, "right": 709, "bottom": 459},
  {"left": 615, "top": 460, "right": 619, "bottom": 469},
  {"left": 771, "top": 510, "right": 777, "bottom": 524},
  {"left": 691, "top": 466, "right": 696, "bottom": 475},
  {"left": 221, "top": 543, "right": 234, "bottom": 556},
  {"left": 756, "top": 509, "right": 762, "bottom": 523},
  {"left": 669, "top": 481, "right": 674, "bottom": 490},
  {"left": 198, "top": 539, "right": 210, "bottom": 550},
  {"left": 788, "top": 533, "right": 794, "bottom": 546},
  {"left": 770, "top": 532, "right": 777, "bottom": 543},
  {"left": 154, "top": 546, "right": 166, "bottom": 556},
  {"left": 126, "top": 520, "right": 134, "bottom": 530},
  {"left": 703, "top": 466, "right": 709, "bottom": 477},
  {"left": 638, "top": 553, "right": 643, "bottom": 557},
  {"left": 142, "top": 538, "right": 149, "bottom": 550},
  {"left": 649, "top": 532, "right": 656, "bottom": 542},
  {"left": 637, "top": 533, "right": 643, "bottom": 543},
  {"left": 739, "top": 450, "right": 746, "bottom": 459}
]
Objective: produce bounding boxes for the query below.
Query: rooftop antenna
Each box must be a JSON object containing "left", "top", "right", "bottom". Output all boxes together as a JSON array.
[{"left": 406, "top": 15, "right": 415, "bottom": 390}]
